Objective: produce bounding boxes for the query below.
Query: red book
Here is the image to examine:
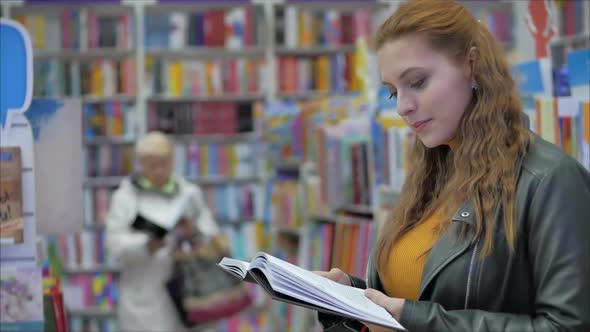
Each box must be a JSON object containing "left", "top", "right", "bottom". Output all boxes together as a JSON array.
[
  {"left": 204, "top": 10, "right": 226, "bottom": 47},
  {"left": 62, "top": 10, "right": 72, "bottom": 49},
  {"left": 51, "top": 287, "right": 68, "bottom": 332},
  {"left": 244, "top": 8, "right": 254, "bottom": 46},
  {"left": 565, "top": 0, "right": 575, "bottom": 36},
  {"left": 248, "top": 60, "right": 260, "bottom": 94}
]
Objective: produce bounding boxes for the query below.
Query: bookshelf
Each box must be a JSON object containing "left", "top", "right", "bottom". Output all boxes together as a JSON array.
[
  {"left": 9, "top": 1, "right": 579, "bottom": 332},
  {"left": 67, "top": 307, "right": 117, "bottom": 319}
]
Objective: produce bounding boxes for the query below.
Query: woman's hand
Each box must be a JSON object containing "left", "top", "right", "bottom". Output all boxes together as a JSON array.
[
  {"left": 313, "top": 268, "right": 352, "bottom": 286},
  {"left": 362, "top": 289, "right": 405, "bottom": 332},
  {"left": 146, "top": 237, "right": 166, "bottom": 255}
]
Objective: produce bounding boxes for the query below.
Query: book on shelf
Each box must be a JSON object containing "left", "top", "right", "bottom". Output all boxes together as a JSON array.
[
  {"left": 218, "top": 252, "right": 405, "bottom": 331},
  {"left": 148, "top": 101, "right": 254, "bottom": 135},
  {"left": 145, "top": 7, "right": 265, "bottom": 50}
]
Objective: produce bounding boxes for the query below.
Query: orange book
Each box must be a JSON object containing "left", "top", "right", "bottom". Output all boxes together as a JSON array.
[
  {"left": 347, "top": 224, "right": 360, "bottom": 274},
  {"left": 113, "top": 102, "right": 124, "bottom": 135},
  {"left": 583, "top": 102, "right": 590, "bottom": 144},
  {"left": 315, "top": 56, "right": 330, "bottom": 92},
  {"left": 298, "top": 11, "right": 313, "bottom": 47}
]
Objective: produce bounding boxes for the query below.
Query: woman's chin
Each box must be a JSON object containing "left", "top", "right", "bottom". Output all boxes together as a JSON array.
[{"left": 418, "top": 135, "right": 447, "bottom": 149}]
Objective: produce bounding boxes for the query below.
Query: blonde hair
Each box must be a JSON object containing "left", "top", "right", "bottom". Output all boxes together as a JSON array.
[
  {"left": 135, "top": 131, "right": 173, "bottom": 158},
  {"left": 373, "top": 0, "right": 529, "bottom": 276}
]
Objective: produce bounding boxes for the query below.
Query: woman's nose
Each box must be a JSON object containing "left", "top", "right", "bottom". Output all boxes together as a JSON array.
[{"left": 396, "top": 95, "right": 416, "bottom": 117}]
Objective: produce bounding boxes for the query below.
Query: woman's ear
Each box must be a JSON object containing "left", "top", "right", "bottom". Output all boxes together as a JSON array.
[{"left": 463, "top": 46, "right": 477, "bottom": 79}]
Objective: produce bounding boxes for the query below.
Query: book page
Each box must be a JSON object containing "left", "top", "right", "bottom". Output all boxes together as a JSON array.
[
  {"left": 261, "top": 253, "right": 404, "bottom": 330},
  {"left": 219, "top": 257, "right": 250, "bottom": 279}
]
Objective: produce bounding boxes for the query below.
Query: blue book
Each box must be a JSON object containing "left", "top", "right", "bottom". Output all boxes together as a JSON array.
[
  {"left": 144, "top": 15, "right": 170, "bottom": 49},
  {"left": 567, "top": 48, "right": 590, "bottom": 87}
]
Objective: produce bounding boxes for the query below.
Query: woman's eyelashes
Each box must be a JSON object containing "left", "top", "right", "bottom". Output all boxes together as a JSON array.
[
  {"left": 387, "top": 77, "right": 428, "bottom": 100},
  {"left": 410, "top": 76, "right": 427, "bottom": 89}
]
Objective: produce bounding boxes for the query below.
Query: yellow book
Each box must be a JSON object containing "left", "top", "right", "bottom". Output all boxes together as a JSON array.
[
  {"left": 348, "top": 53, "right": 359, "bottom": 92},
  {"left": 315, "top": 56, "right": 330, "bottom": 92},
  {"left": 254, "top": 222, "right": 268, "bottom": 253},
  {"left": 33, "top": 15, "right": 45, "bottom": 50},
  {"left": 228, "top": 145, "right": 238, "bottom": 177},
  {"left": 536, "top": 98, "right": 558, "bottom": 144},
  {"left": 168, "top": 61, "right": 183, "bottom": 96},
  {"left": 91, "top": 61, "right": 103, "bottom": 97}
]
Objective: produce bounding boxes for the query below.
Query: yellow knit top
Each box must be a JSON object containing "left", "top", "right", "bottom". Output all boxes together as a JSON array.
[
  {"left": 380, "top": 210, "right": 444, "bottom": 300},
  {"left": 380, "top": 139, "right": 457, "bottom": 300}
]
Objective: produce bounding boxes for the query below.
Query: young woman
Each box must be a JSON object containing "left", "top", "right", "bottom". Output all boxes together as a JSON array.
[
  {"left": 317, "top": 0, "right": 590, "bottom": 331},
  {"left": 105, "top": 131, "right": 223, "bottom": 331}
]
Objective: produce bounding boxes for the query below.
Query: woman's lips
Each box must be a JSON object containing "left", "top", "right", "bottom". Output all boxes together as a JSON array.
[{"left": 411, "top": 119, "right": 431, "bottom": 133}]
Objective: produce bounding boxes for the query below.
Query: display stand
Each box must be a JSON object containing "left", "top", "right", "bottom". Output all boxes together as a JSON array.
[{"left": 0, "top": 18, "right": 46, "bottom": 332}]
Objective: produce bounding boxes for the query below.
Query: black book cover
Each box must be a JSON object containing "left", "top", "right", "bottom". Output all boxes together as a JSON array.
[{"left": 131, "top": 214, "right": 169, "bottom": 239}]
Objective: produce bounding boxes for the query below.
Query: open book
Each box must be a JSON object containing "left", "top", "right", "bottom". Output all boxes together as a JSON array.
[
  {"left": 131, "top": 191, "right": 191, "bottom": 239},
  {"left": 218, "top": 252, "right": 406, "bottom": 331}
]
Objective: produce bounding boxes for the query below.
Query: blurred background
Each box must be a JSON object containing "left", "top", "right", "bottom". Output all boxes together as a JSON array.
[{"left": 0, "top": 0, "right": 588, "bottom": 331}]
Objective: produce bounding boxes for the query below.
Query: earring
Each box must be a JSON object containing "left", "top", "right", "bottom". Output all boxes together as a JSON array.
[{"left": 472, "top": 80, "right": 479, "bottom": 91}]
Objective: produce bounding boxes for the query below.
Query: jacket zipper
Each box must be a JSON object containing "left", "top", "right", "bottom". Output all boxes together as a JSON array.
[{"left": 464, "top": 238, "right": 480, "bottom": 309}]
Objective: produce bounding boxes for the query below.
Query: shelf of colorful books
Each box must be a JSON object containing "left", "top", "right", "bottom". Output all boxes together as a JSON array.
[
  {"left": 11, "top": 4, "right": 133, "bottom": 16},
  {"left": 275, "top": 45, "right": 356, "bottom": 56},
  {"left": 216, "top": 217, "right": 258, "bottom": 226},
  {"left": 83, "top": 136, "right": 135, "bottom": 146},
  {"left": 275, "top": 226, "right": 302, "bottom": 238},
  {"left": 171, "top": 132, "right": 258, "bottom": 144},
  {"left": 329, "top": 213, "right": 376, "bottom": 278},
  {"left": 63, "top": 265, "right": 120, "bottom": 275},
  {"left": 144, "top": 2, "right": 262, "bottom": 14},
  {"left": 308, "top": 213, "right": 337, "bottom": 224},
  {"left": 148, "top": 94, "right": 265, "bottom": 103},
  {"left": 67, "top": 307, "right": 117, "bottom": 319},
  {"left": 190, "top": 175, "right": 261, "bottom": 186},
  {"left": 35, "top": 49, "right": 135, "bottom": 60},
  {"left": 335, "top": 204, "right": 373, "bottom": 216},
  {"left": 82, "top": 95, "right": 137, "bottom": 104},
  {"left": 279, "top": 1, "right": 387, "bottom": 11},
  {"left": 276, "top": 91, "right": 342, "bottom": 101},
  {"left": 83, "top": 176, "right": 125, "bottom": 188},
  {"left": 145, "top": 47, "right": 266, "bottom": 60}
]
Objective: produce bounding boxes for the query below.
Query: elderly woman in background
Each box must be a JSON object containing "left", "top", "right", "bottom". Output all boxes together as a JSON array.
[{"left": 105, "top": 131, "right": 224, "bottom": 332}]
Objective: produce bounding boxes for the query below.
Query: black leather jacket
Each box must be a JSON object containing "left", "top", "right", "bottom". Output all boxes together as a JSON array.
[{"left": 320, "top": 135, "right": 590, "bottom": 332}]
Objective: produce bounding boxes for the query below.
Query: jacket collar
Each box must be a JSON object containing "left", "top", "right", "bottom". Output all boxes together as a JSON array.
[
  {"left": 368, "top": 133, "right": 531, "bottom": 295},
  {"left": 450, "top": 136, "right": 528, "bottom": 226}
]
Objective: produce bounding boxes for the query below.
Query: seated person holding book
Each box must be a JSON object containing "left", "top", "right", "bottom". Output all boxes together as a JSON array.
[
  {"left": 105, "top": 131, "right": 226, "bottom": 332},
  {"left": 313, "top": 1, "right": 590, "bottom": 332}
]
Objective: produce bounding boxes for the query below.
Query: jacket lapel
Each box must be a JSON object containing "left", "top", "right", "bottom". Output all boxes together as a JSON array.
[
  {"left": 418, "top": 200, "right": 476, "bottom": 299},
  {"left": 370, "top": 136, "right": 530, "bottom": 297}
]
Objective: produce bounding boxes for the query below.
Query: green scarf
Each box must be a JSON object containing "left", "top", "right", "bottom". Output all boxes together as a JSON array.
[{"left": 137, "top": 176, "right": 177, "bottom": 196}]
